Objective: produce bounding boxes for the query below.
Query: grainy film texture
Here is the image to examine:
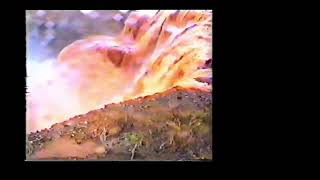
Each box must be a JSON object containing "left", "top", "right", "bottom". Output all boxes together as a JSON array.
[{"left": 26, "top": 10, "right": 212, "bottom": 161}]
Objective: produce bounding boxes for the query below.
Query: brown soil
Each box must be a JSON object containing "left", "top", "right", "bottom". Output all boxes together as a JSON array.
[{"left": 26, "top": 87, "right": 212, "bottom": 161}]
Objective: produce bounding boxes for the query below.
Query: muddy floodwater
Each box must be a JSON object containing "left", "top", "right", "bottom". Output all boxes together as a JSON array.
[{"left": 26, "top": 10, "right": 213, "bottom": 161}]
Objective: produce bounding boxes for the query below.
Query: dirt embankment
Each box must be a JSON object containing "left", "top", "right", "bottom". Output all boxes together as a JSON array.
[{"left": 26, "top": 87, "right": 212, "bottom": 161}]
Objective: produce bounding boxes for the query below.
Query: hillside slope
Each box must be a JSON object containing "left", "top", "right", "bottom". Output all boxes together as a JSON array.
[{"left": 26, "top": 87, "right": 212, "bottom": 160}]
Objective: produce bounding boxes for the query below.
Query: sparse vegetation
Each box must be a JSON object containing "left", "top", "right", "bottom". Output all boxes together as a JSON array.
[{"left": 26, "top": 88, "right": 212, "bottom": 160}]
